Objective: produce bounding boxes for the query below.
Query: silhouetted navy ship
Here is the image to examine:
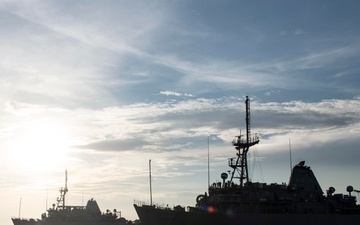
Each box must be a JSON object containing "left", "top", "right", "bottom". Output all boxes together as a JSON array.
[
  {"left": 134, "top": 96, "right": 360, "bottom": 225},
  {"left": 12, "top": 171, "right": 138, "bottom": 225}
]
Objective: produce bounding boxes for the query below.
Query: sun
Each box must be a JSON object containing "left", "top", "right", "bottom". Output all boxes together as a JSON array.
[{"left": 7, "top": 119, "right": 73, "bottom": 172}]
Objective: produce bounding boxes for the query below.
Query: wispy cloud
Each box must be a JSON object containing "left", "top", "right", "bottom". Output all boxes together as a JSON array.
[
  {"left": 294, "top": 29, "right": 305, "bottom": 35},
  {"left": 280, "top": 28, "right": 306, "bottom": 36},
  {"left": 159, "top": 91, "right": 195, "bottom": 97}
]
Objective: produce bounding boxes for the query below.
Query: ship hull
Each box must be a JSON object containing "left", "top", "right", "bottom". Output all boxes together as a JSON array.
[
  {"left": 12, "top": 218, "right": 129, "bottom": 225},
  {"left": 134, "top": 204, "right": 360, "bottom": 225}
]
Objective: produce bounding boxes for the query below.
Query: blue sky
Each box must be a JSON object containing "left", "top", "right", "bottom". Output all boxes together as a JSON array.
[{"left": 1, "top": 0, "right": 360, "bottom": 223}]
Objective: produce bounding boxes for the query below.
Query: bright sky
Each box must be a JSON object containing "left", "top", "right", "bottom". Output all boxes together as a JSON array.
[{"left": 1, "top": 0, "right": 360, "bottom": 224}]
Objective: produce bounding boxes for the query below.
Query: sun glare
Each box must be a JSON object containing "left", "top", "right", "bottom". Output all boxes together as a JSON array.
[{"left": 8, "top": 119, "right": 73, "bottom": 172}]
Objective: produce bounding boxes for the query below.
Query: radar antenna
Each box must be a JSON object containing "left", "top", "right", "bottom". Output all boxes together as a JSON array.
[{"left": 228, "top": 96, "right": 259, "bottom": 186}]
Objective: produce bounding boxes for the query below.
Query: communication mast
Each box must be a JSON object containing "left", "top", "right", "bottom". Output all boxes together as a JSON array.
[
  {"left": 56, "top": 170, "right": 68, "bottom": 209},
  {"left": 228, "top": 96, "right": 259, "bottom": 187}
]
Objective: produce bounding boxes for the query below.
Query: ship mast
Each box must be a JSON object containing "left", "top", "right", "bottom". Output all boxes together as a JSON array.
[
  {"left": 229, "top": 96, "right": 259, "bottom": 187},
  {"left": 149, "top": 160, "right": 153, "bottom": 206},
  {"left": 57, "top": 170, "right": 68, "bottom": 209}
]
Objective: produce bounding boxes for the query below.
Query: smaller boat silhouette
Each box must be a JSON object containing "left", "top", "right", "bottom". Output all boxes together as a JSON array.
[{"left": 12, "top": 170, "right": 139, "bottom": 225}]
